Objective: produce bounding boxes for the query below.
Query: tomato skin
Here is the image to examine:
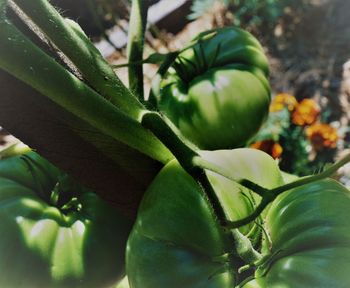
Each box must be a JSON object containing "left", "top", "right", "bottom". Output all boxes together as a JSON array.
[
  {"left": 126, "top": 149, "right": 283, "bottom": 288},
  {"left": 0, "top": 152, "right": 132, "bottom": 288},
  {"left": 156, "top": 27, "right": 270, "bottom": 150},
  {"left": 250, "top": 179, "right": 350, "bottom": 288}
]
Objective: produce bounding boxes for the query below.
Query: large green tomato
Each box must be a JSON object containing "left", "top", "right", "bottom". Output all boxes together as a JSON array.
[
  {"left": 245, "top": 179, "right": 350, "bottom": 287},
  {"left": 126, "top": 148, "right": 283, "bottom": 288},
  {"left": 0, "top": 152, "right": 132, "bottom": 288},
  {"left": 154, "top": 27, "right": 270, "bottom": 150}
]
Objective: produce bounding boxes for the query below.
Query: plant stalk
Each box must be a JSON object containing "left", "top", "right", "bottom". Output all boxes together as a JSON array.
[
  {"left": 127, "top": 0, "right": 149, "bottom": 100},
  {"left": 141, "top": 111, "right": 261, "bottom": 263},
  {"left": 0, "top": 16, "right": 172, "bottom": 163},
  {"left": 11, "top": 0, "right": 144, "bottom": 119}
]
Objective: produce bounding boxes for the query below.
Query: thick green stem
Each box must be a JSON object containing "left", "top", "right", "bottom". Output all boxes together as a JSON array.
[
  {"left": 193, "top": 156, "right": 262, "bottom": 263},
  {"left": 127, "top": 0, "right": 149, "bottom": 100},
  {"left": 141, "top": 111, "right": 262, "bottom": 261},
  {"left": 141, "top": 112, "right": 198, "bottom": 172},
  {"left": 226, "top": 153, "right": 350, "bottom": 229},
  {"left": 141, "top": 111, "right": 228, "bottom": 222},
  {"left": 0, "top": 16, "right": 172, "bottom": 163},
  {"left": 11, "top": 0, "right": 144, "bottom": 118}
]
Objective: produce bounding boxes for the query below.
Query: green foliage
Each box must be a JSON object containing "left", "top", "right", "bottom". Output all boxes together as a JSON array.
[
  {"left": 188, "top": 0, "right": 226, "bottom": 20},
  {"left": 189, "top": 0, "right": 309, "bottom": 29},
  {"left": 229, "top": 0, "right": 284, "bottom": 26},
  {"left": 278, "top": 125, "right": 313, "bottom": 175},
  {"left": 189, "top": 0, "right": 284, "bottom": 25}
]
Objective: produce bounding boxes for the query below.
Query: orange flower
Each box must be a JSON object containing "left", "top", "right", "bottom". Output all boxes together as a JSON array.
[
  {"left": 306, "top": 123, "right": 338, "bottom": 151},
  {"left": 270, "top": 93, "right": 298, "bottom": 112},
  {"left": 250, "top": 140, "right": 283, "bottom": 159},
  {"left": 291, "top": 99, "right": 320, "bottom": 126}
]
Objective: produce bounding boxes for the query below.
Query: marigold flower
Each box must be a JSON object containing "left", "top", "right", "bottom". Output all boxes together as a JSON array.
[
  {"left": 250, "top": 140, "right": 283, "bottom": 159},
  {"left": 306, "top": 123, "right": 338, "bottom": 151},
  {"left": 291, "top": 99, "right": 320, "bottom": 126},
  {"left": 270, "top": 93, "right": 298, "bottom": 112}
]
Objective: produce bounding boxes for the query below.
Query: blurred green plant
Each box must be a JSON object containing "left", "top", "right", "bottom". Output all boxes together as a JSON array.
[{"left": 189, "top": 0, "right": 310, "bottom": 28}]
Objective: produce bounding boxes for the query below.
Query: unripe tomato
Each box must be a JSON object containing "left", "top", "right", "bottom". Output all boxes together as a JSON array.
[
  {"left": 126, "top": 149, "right": 283, "bottom": 287},
  {"left": 155, "top": 27, "right": 270, "bottom": 150},
  {"left": 0, "top": 152, "right": 132, "bottom": 288},
  {"left": 248, "top": 179, "right": 350, "bottom": 287}
]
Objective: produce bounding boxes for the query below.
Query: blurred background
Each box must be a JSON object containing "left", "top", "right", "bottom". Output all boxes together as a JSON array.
[{"left": 2, "top": 0, "right": 350, "bottom": 184}]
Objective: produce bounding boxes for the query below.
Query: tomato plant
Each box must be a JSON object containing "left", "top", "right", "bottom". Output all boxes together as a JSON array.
[
  {"left": 126, "top": 147, "right": 350, "bottom": 288},
  {"left": 0, "top": 152, "right": 132, "bottom": 288},
  {"left": 126, "top": 149, "right": 283, "bottom": 287},
  {"left": 2, "top": 1, "right": 350, "bottom": 287},
  {"left": 154, "top": 27, "right": 271, "bottom": 150}
]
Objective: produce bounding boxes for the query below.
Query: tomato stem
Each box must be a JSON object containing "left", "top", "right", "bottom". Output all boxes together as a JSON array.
[
  {"left": 270, "top": 153, "right": 350, "bottom": 195},
  {"left": 11, "top": 0, "right": 144, "bottom": 118},
  {"left": 127, "top": 0, "right": 149, "bottom": 100},
  {"left": 142, "top": 112, "right": 263, "bottom": 265},
  {"left": 148, "top": 52, "right": 179, "bottom": 106},
  {"left": 225, "top": 153, "right": 350, "bottom": 229},
  {"left": 141, "top": 111, "right": 228, "bottom": 223},
  {"left": 0, "top": 16, "right": 172, "bottom": 163},
  {"left": 142, "top": 112, "right": 198, "bottom": 172}
]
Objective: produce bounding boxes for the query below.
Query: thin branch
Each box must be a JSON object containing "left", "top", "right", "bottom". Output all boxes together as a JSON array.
[{"left": 225, "top": 153, "right": 350, "bottom": 229}]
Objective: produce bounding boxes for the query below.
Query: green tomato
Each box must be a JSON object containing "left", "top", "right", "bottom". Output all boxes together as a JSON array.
[
  {"left": 249, "top": 179, "right": 350, "bottom": 287},
  {"left": 126, "top": 148, "right": 283, "bottom": 288},
  {"left": 0, "top": 152, "right": 132, "bottom": 288},
  {"left": 155, "top": 27, "right": 270, "bottom": 150}
]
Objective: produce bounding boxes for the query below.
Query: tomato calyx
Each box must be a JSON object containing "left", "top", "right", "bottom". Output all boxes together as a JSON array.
[
  {"left": 60, "top": 196, "right": 82, "bottom": 212},
  {"left": 47, "top": 177, "right": 86, "bottom": 216},
  {"left": 21, "top": 154, "right": 85, "bottom": 215},
  {"left": 172, "top": 39, "right": 222, "bottom": 84}
]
